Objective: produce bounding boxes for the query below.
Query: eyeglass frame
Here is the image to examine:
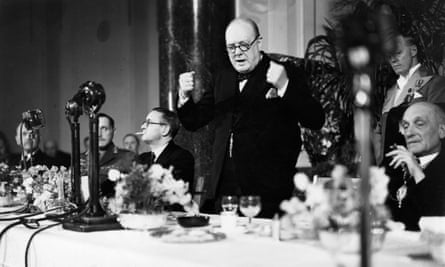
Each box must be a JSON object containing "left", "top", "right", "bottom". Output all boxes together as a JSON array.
[
  {"left": 226, "top": 35, "right": 261, "bottom": 54},
  {"left": 141, "top": 119, "right": 167, "bottom": 127}
]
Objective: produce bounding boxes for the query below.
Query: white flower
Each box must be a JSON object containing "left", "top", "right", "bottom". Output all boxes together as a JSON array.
[
  {"left": 369, "top": 166, "right": 389, "bottom": 205},
  {"left": 178, "top": 193, "right": 192, "bottom": 205},
  {"left": 184, "top": 200, "right": 199, "bottom": 215},
  {"left": 148, "top": 164, "right": 167, "bottom": 180},
  {"left": 331, "top": 165, "right": 348, "bottom": 184},
  {"left": 280, "top": 197, "right": 307, "bottom": 214},
  {"left": 293, "top": 173, "right": 310, "bottom": 191},
  {"left": 33, "top": 190, "right": 53, "bottom": 211},
  {"left": 108, "top": 169, "right": 121, "bottom": 182},
  {"left": 23, "top": 177, "right": 34, "bottom": 194},
  {"left": 305, "top": 185, "right": 327, "bottom": 208}
]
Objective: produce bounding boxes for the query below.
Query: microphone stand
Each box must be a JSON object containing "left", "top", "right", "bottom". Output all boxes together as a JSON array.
[
  {"left": 348, "top": 47, "right": 373, "bottom": 267},
  {"left": 65, "top": 102, "right": 83, "bottom": 207},
  {"left": 84, "top": 111, "right": 106, "bottom": 219},
  {"left": 63, "top": 82, "right": 120, "bottom": 232}
]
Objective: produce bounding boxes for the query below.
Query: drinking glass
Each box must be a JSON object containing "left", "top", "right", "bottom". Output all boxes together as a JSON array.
[
  {"left": 221, "top": 195, "right": 238, "bottom": 213},
  {"left": 239, "top": 195, "right": 261, "bottom": 225}
]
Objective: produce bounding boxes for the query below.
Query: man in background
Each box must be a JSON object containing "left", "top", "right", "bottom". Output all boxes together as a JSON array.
[
  {"left": 122, "top": 133, "right": 140, "bottom": 154},
  {"left": 386, "top": 102, "right": 445, "bottom": 230},
  {"left": 10, "top": 122, "right": 53, "bottom": 169}
]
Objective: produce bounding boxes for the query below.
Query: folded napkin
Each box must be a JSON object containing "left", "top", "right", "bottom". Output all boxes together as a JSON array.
[{"left": 419, "top": 217, "right": 445, "bottom": 233}]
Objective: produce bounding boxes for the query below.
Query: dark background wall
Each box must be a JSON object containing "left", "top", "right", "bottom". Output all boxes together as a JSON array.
[{"left": 0, "top": 0, "right": 159, "bottom": 153}]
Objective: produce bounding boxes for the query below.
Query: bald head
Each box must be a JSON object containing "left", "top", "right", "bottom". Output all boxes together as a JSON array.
[
  {"left": 400, "top": 102, "right": 445, "bottom": 156},
  {"left": 226, "top": 18, "right": 259, "bottom": 37}
]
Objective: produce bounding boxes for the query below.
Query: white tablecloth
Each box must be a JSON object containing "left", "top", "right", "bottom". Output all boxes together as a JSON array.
[{"left": 0, "top": 215, "right": 440, "bottom": 267}]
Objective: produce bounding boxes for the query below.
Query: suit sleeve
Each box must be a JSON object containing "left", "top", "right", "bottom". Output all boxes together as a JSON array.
[
  {"left": 177, "top": 74, "right": 218, "bottom": 132},
  {"left": 423, "top": 75, "right": 445, "bottom": 104},
  {"left": 281, "top": 63, "right": 325, "bottom": 129},
  {"left": 170, "top": 150, "right": 195, "bottom": 188}
]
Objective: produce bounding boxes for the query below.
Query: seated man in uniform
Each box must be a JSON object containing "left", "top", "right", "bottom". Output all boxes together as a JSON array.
[
  {"left": 385, "top": 102, "right": 445, "bottom": 230},
  {"left": 81, "top": 113, "right": 136, "bottom": 197}
]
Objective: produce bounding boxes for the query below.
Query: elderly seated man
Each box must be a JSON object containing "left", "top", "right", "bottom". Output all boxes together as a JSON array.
[{"left": 385, "top": 102, "right": 445, "bottom": 231}]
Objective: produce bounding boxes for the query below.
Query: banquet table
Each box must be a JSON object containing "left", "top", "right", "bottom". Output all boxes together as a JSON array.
[{"left": 0, "top": 213, "right": 441, "bottom": 267}]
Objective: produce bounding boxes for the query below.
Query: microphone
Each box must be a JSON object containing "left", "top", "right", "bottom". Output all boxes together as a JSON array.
[
  {"left": 65, "top": 92, "right": 83, "bottom": 118},
  {"left": 79, "top": 81, "right": 106, "bottom": 113},
  {"left": 22, "top": 109, "right": 45, "bottom": 130}
]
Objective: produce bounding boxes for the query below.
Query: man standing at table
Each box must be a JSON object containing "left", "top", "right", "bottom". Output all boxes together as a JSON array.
[
  {"left": 177, "top": 17, "right": 325, "bottom": 217},
  {"left": 386, "top": 102, "right": 445, "bottom": 230}
]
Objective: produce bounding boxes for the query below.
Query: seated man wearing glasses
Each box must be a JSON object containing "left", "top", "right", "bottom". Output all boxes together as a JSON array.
[
  {"left": 177, "top": 17, "right": 324, "bottom": 217},
  {"left": 386, "top": 102, "right": 445, "bottom": 230},
  {"left": 139, "top": 107, "right": 194, "bottom": 186}
]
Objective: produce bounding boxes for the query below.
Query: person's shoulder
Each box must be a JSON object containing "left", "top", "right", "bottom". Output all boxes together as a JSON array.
[
  {"left": 117, "top": 147, "right": 136, "bottom": 157},
  {"left": 8, "top": 153, "right": 21, "bottom": 166},
  {"left": 169, "top": 142, "right": 194, "bottom": 158}
]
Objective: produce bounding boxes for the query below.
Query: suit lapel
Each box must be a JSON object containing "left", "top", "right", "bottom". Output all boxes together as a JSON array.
[
  {"left": 155, "top": 142, "right": 174, "bottom": 165},
  {"left": 382, "top": 86, "right": 397, "bottom": 114},
  {"left": 394, "top": 69, "right": 433, "bottom": 107}
]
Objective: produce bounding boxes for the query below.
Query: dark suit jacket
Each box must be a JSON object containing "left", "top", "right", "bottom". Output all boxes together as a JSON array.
[
  {"left": 10, "top": 149, "right": 54, "bottom": 169},
  {"left": 81, "top": 143, "right": 136, "bottom": 197},
  {"left": 387, "top": 143, "right": 445, "bottom": 231},
  {"left": 178, "top": 53, "right": 325, "bottom": 204},
  {"left": 139, "top": 141, "right": 195, "bottom": 188}
]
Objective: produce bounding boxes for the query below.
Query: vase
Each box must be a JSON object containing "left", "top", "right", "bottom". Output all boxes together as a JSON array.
[{"left": 117, "top": 212, "right": 167, "bottom": 230}]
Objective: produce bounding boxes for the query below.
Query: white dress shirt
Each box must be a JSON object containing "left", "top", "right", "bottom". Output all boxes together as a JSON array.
[{"left": 394, "top": 63, "right": 421, "bottom": 104}]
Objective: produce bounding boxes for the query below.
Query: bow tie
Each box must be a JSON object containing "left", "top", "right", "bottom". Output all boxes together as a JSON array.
[{"left": 237, "top": 72, "right": 252, "bottom": 82}]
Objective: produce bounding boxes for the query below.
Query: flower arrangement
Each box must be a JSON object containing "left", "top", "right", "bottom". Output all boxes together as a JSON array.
[
  {"left": 21, "top": 165, "right": 72, "bottom": 211},
  {"left": 107, "top": 164, "right": 198, "bottom": 215},
  {"left": 280, "top": 165, "right": 390, "bottom": 238},
  {"left": 0, "top": 163, "right": 27, "bottom": 206}
]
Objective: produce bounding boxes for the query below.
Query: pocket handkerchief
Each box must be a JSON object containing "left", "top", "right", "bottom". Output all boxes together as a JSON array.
[{"left": 265, "top": 88, "right": 278, "bottom": 99}]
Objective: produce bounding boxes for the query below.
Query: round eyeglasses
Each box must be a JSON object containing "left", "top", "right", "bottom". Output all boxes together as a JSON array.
[{"left": 226, "top": 35, "right": 261, "bottom": 54}]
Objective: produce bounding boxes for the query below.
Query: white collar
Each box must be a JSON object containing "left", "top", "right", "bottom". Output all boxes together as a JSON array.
[
  {"left": 151, "top": 142, "right": 169, "bottom": 161},
  {"left": 396, "top": 63, "right": 421, "bottom": 90},
  {"left": 418, "top": 152, "right": 439, "bottom": 169}
]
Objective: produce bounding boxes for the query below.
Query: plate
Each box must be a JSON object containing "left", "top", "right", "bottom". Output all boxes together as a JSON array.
[{"left": 151, "top": 227, "right": 226, "bottom": 243}]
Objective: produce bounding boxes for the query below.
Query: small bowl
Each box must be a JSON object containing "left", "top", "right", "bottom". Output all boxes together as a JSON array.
[{"left": 177, "top": 215, "right": 210, "bottom": 228}]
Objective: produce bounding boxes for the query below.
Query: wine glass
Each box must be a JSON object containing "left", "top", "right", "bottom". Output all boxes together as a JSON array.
[
  {"left": 221, "top": 195, "right": 238, "bottom": 214},
  {"left": 239, "top": 195, "right": 261, "bottom": 226}
]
